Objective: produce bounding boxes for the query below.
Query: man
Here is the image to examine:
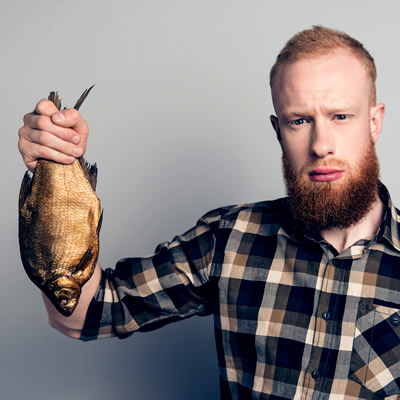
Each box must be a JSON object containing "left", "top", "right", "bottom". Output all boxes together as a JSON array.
[{"left": 18, "top": 26, "right": 400, "bottom": 399}]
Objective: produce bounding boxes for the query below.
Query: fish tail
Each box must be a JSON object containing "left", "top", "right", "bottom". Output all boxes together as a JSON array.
[{"left": 73, "top": 85, "right": 95, "bottom": 111}]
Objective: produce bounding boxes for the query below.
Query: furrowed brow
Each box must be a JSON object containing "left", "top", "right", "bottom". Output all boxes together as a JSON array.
[
  {"left": 280, "top": 111, "right": 310, "bottom": 121},
  {"left": 281, "top": 105, "right": 357, "bottom": 120}
]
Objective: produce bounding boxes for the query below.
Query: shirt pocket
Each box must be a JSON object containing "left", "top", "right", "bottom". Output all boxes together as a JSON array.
[{"left": 348, "top": 301, "right": 400, "bottom": 397}]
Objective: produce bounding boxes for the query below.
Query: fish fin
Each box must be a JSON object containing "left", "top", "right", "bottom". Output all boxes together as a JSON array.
[
  {"left": 71, "top": 212, "right": 102, "bottom": 282},
  {"left": 96, "top": 210, "right": 103, "bottom": 235},
  {"left": 18, "top": 170, "right": 32, "bottom": 210},
  {"left": 48, "top": 91, "right": 62, "bottom": 110},
  {"left": 72, "top": 247, "right": 95, "bottom": 280},
  {"left": 78, "top": 157, "right": 98, "bottom": 191},
  {"left": 73, "top": 85, "right": 95, "bottom": 111}
]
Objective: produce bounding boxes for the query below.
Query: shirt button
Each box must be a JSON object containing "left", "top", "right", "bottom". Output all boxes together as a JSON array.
[
  {"left": 390, "top": 314, "right": 400, "bottom": 326},
  {"left": 312, "top": 370, "right": 320, "bottom": 379},
  {"left": 322, "top": 311, "right": 332, "bottom": 321}
]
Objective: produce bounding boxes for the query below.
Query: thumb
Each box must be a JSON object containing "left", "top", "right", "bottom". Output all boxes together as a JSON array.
[{"left": 51, "top": 108, "right": 89, "bottom": 136}]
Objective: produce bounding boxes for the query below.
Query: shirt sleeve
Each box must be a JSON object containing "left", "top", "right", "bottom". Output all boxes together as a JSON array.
[{"left": 80, "top": 208, "right": 226, "bottom": 341}]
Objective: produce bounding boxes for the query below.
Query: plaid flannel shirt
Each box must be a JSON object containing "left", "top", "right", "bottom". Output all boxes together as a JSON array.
[{"left": 82, "top": 184, "right": 400, "bottom": 399}]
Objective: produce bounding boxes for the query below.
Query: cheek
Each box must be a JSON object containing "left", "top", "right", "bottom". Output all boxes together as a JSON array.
[
  {"left": 281, "top": 138, "right": 310, "bottom": 171},
  {"left": 339, "top": 129, "right": 371, "bottom": 159}
]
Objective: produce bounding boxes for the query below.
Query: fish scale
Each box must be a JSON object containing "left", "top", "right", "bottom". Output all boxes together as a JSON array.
[{"left": 18, "top": 87, "right": 102, "bottom": 316}]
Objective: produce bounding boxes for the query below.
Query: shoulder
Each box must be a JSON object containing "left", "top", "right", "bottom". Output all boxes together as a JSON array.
[{"left": 200, "top": 197, "right": 289, "bottom": 233}]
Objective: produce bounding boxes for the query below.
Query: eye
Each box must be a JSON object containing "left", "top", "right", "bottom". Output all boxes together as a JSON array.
[
  {"left": 289, "top": 118, "right": 307, "bottom": 126},
  {"left": 335, "top": 114, "right": 348, "bottom": 120}
]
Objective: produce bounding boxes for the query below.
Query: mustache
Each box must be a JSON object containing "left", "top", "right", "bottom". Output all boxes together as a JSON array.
[{"left": 299, "top": 158, "right": 349, "bottom": 173}]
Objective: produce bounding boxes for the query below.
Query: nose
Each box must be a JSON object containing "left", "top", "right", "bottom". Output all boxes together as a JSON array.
[{"left": 309, "top": 120, "right": 335, "bottom": 158}]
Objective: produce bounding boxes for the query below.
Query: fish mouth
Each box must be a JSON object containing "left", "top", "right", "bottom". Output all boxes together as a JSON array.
[{"left": 46, "top": 276, "right": 81, "bottom": 317}]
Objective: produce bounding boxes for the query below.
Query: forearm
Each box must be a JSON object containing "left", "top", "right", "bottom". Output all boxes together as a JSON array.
[{"left": 42, "top": 263, "right": 101, "bottom": 339}]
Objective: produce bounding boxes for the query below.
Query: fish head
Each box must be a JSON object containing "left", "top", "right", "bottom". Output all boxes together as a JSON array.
[{"left": 46, "top": 275, "right": 82, "bottom": 317}]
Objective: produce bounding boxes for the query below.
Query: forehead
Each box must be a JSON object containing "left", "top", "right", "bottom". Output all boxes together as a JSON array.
[{"left": 272, "top": 50, "right": 371, "bottom": 113}]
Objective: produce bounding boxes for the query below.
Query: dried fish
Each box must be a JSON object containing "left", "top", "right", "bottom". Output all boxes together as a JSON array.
[{"left": 19, "top": 87, "right": 102, "bottom": 316}]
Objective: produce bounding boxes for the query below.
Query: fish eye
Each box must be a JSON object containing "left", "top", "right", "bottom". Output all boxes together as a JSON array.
[{"left": 58, "top": 297, "right": 68, "bottom": 307}]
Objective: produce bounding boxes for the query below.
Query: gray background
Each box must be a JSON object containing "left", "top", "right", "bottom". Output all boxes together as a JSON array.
[{"left": 2, "top": 1, "right": 400, "bottom": 399}]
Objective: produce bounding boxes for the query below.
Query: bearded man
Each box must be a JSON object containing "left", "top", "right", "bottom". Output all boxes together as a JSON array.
[{"left": 18, "top": 26, "right": 400, "bottom": 399}]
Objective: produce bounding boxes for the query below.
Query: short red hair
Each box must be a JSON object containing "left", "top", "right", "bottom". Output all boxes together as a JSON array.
[{"left": 270, "top": 26, "right": 377, "bottom": 104}]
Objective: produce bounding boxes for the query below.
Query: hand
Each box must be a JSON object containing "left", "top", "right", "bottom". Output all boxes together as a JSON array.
[{"left": 18, "top": 99, "right": 89, "bottom": 172}]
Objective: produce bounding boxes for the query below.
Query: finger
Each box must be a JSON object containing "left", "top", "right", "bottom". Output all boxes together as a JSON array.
[
  {"left": 34, "top": 100, "right": 89, "bottom": 140},
  {"left": 51, "top": 108, "right": 89, "bottom": 137},
  {"left": 25, "top": 160, "right": 38, "bottom": 173},
  {"left": 18, "top": 138, "right": 77, "bottom": 172},
  {"left": 34, "top": 99, "right": 60, "bottom": 117},
  {"left": 24, "top": 113, "right": 81, "bottom": 143},
  {"left": 19, "top": 126, "right": 84, "bottom": 158},
  {"left": 51, "top": 108, "right": 89, "bottom": 151}
]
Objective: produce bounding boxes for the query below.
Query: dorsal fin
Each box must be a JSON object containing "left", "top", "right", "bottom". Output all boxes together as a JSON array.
[
  {"left": 78, "top": 157, "right": 98, "bottom": 191},
  {"left": 18, "top": 171, "right": 33, "bottom": 210}
]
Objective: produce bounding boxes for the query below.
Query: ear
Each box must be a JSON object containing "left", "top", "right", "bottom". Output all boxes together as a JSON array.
[
  {"left": 369, "top": 103, "right": 385, "bottom": 144},
  {"left": 270, "top": 115, "right": 282, "bottom": 145}
]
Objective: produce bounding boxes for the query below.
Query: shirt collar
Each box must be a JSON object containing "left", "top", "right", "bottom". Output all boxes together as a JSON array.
[{"left": 379, "top": 183, "right": 400, "bottom": 252}]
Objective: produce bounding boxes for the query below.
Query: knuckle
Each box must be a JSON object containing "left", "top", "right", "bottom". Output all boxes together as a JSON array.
[
  {"left": 69, "top": 108, "right": 78, "bottom": 117},
  {"left": 54, "top": 128, "right": 69, "bottom": 141},
  {"left": 17, "top": 138, "right": 25, "bottom": 154},
  {"left": 51, "top": 152, "right": 62, "bottom": 163},
  {"left": 36, "top": 131, "right": 48, "bottom": 146},
  {"left": 36, "top": 115, "right": 49, "bottom": 131},
  {"left": 22, "top": 154, "right": 30, "bottom": 165},
  {"left": 23, "top": 112, "right": 31, "bottom": 125},
  {"left": 48, "top": 149, "right": 70, "bottom": 164},
  {"left": 66, "top": 108, "right": 79, "bottom": 121},
  {"left": 36, "top": 99, "right": 51, "bottom": 114},
  {"left": 18, "top": 126, "right": 25, "bottom": 139},
  {"left": 37, "top": 145, "right": 50, "bottom": 159}
]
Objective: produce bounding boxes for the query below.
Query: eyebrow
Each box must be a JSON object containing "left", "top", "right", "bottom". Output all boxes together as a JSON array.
[{"left": 280, "top": 106, "right": 357, "bottom": 120}]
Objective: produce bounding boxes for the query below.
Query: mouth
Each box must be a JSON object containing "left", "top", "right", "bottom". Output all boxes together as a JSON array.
[
  {"left": 308, "top": 168, "right": 344, "bottom": 182},
  {"left": 52, "top": 287, "right": 80, "bottom": 316},
  {"left": 46, "top": 275, "right": 81, "bottom": 316}
]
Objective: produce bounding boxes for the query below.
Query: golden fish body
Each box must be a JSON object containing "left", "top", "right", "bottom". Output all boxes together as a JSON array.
[
  {"left": 18, "top": 87, "right": 101, "bottom": 316},
  {"left": 19, "top": 158, "right": 102, "bottom": 316}
]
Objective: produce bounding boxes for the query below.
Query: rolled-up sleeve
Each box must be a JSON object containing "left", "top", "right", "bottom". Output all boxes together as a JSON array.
[{"left": 80, "top": 209, "right": 226, "bottom": 341}]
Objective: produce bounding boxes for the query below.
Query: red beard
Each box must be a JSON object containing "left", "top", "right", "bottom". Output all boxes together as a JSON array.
[{"left": 282, "top": 141, "right": 380, "bottom": 233}]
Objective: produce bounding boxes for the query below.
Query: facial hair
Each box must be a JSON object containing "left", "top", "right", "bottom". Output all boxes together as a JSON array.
[{"left": 282, "top": 141, "right": 380, "bottom": 233}]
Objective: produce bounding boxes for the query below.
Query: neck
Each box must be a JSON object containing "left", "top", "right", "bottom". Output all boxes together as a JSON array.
[{"left": 320, "top": 195, "right": 384, "bottom": 254}]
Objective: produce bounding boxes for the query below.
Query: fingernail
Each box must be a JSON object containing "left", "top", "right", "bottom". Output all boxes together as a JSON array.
[
  {"left": 66, "top": 156, "right": 75, "bottom": 163},
  {"left": 72, "top": 135, "right": 80, "bottom": 144},
  {"left": 73, "top": 147, "right": 82, "bottom": 156},
  {"left": 53, "top": 112, "right": 65, "bottom": 123}
]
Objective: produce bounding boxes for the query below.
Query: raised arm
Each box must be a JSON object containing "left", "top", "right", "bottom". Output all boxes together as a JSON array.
[{"left": 18, "top": 98, "right": 100, "bottom": 338}]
